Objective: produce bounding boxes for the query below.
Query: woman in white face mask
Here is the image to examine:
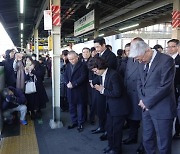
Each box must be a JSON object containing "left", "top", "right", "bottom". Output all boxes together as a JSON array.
[
  {"left": 24, "top": 56, "right": 49, "bottom": 121},
  {"left": 25, "top": 57, "right": 35, "bottom": 75},
  {"left": 31, "top": 53, "right": 37, "bottom": 61}
]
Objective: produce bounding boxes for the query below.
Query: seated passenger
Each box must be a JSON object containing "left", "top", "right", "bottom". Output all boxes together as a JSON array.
[{"left": 1, "top": 87, "right": 27, "bottom": 125}]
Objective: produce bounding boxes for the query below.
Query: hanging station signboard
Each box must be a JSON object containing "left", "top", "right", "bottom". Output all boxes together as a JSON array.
[{"left": 74, "top": 10, "right": 95, "bottom": 36}]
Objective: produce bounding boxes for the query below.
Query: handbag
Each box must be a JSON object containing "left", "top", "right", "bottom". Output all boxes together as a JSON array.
[{"left": 25, "top": 75, "right": 37, "bottom": 94}]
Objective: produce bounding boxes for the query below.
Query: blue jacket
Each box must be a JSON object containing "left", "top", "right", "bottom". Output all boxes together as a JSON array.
[{"left": 2, "top": 86, "right": 26, "bottom": 110}]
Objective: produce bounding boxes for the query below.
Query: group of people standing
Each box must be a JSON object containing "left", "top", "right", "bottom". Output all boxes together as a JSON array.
[
  {"left": 61, "top": 36, "right": 180, "bottom": 154},
  {"left": 0, "top": 50, "right": 49, "bottom": 125}
]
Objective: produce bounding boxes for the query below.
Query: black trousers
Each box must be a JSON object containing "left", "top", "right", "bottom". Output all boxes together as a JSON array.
[
  {"left": 95, "top": 91, "right": 106, "bottom": 130},
  {"left": 89, "top": 88, "right": 96, "bottom": 121},
  {"left": 128, "top": 119, "right": 140, "bottom": 139},
  {"left": 106, "top": 111, "right": 125, "bottom": 153}
]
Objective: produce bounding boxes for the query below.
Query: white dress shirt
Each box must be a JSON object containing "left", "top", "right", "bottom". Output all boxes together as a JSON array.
[{"left": 100, "top": 68, "right": 108, "bottom": 94}]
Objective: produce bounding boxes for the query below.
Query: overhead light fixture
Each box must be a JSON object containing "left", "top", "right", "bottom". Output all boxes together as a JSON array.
[
  {"left": 84, "top": 38, "right": 88, "bottom": 41},
  {"left": 21, "top": 39, "right": 23, "bottom": 42},
  {"left": 20, "top": 23, "right": 23, "bottom": 30},
  {"left": 119, "top": 23, "right": 139, "bottom": 31},
  {"left": 20, "top": 0, "right": 24, "bottom": 14},
  {"left": 98, "top": 34, "right": 104, "bottom": 37},
  {"left": 21, "top": 34, "right": 23, "bottom": 38},
  {"left": 86, "top": 0, "right": 92, "bottom": 9}
]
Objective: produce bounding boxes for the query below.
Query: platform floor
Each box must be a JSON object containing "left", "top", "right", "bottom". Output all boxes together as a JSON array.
[{"left": 0, "top": 78, "right": 180, "bottom": 154}]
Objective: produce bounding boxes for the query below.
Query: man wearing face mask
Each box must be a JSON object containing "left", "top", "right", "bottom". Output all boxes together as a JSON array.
[
  {"left": 31, "top": 53, "right": 40, "bottom": 65},
  {"left": 129, "top": 38, "right": 176, "bottom": 154},
  {"left": 0, "top": 49, "right": 16, "bottom": 87}
]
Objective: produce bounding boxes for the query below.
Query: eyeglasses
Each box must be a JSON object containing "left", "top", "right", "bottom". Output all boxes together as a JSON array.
[{"left": 92, "top": 68, "right": 98, "bottom": 73}]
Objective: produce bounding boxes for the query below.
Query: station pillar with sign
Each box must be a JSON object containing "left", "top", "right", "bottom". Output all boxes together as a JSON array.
[{"left": 172, "top": 0, "right": 180, "bottom": 40}]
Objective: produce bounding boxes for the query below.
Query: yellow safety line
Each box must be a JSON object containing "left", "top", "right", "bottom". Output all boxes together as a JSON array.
[{"left": 0, "top": 119, "right": 39, "bottom": 154}]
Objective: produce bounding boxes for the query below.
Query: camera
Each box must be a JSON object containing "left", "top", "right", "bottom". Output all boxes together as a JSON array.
[{"left": 6, "top": 95, "right": 17, "bottom": 104}]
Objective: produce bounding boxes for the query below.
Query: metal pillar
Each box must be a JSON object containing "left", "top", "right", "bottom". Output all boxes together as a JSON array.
[
  {"left": 34, "top": 29, "right": 39, "bottom": 59},
  {"left": 172, "top": 0, "right": 180, "bottom": 40},
  {"left": 94, "top": 4, "right": 100, "bottom": 38},
  {"left": 49, "top": 0, "right": 63, "bottom": 129},
  {"left": 94, "top": 30, "right": 99, "bottom": 38}
]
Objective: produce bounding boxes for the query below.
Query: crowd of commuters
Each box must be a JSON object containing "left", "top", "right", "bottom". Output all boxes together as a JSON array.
[
  {"left": 0, "top": 36, "right": 179, "bottom": 154},
  {"left": 61, "top": 37, "right": 180, "bottom": 154},
  {"left": 0, "top": 51, "right": 50, "bottom": 125}
]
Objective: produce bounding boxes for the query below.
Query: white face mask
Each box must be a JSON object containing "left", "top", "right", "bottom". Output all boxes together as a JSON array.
[
  {"left": 32, "top": 57, "right": 36, "bottom": 60},
  {"left": 26, "top": 59, "right": 32, "bottom": 66}
]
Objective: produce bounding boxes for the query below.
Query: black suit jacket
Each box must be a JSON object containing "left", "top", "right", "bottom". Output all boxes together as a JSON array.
[
  {"left": 96, "top": 48, "right": 117, "bottom": 70},
  {"left": 102, "top": 69, "right": 130, "bottom": 116},
  {"left": 174, "top": 54, "right": 180, "bottom": 96}
]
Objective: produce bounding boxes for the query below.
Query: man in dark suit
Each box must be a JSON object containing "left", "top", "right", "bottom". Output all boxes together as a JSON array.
[
  {"left": 81, "top": 47, "right": 93, "bottom": 123},
  {"left": 88, "top": 57, "right": 129, "bottom": 154},
  {"left": 129, "top": 38, "right": 176, "bottom": 154},
  {"left": 178, "top": 42, "right": 180, "bottom": 126},
  {"left": 64, "top": 51, "right": 88, "bottom": 132},
  {"left": 167, "top": 39, "right": 180, "bottom": 139},
  {"left": 123, "top": 57, "right": 141, "bottom": 145},
  {"left": 91, "top": 37, "right": 117, "bottom": 139}
]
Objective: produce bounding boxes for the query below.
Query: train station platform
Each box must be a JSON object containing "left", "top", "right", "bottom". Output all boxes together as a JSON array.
[{"left": 0, "top": 78, "right": 180, "bottom": 154}]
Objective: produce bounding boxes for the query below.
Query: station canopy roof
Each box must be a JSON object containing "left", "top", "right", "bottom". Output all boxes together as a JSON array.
[{"left": 0, "top": 0, "right": 173, "bottom": 47}]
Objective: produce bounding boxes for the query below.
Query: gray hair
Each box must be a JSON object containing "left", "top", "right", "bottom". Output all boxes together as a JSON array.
[
  {"left": 129, "top": 40, "right": 150, "bottom": 58},
  {"left": 68, "top": 51, "right": 78, "bottom": 57}
]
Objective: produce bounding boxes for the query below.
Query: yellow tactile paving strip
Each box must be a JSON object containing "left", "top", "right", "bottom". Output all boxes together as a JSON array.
[{"left": 0, "top": 119, "right": 39, "bottom": 154}]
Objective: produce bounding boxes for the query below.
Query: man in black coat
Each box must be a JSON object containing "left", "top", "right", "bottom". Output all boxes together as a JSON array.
[
  {"left": 167, "top": 39, "right": 180, "bottom": 139},
  {"left": 91, "top": 37, "right": 117, "bottom": 137},
  {"left": 64, "top": 51, "right": 88, "bottom": 132},
  {"left": 123, "top": 57, "right": 141, "bottom": 145},
  {"left": 88, "top": 57, "right": 129, "bottom": 154},
  {"left": 81, "top": 47, "right": 92, "bottom": 123}
]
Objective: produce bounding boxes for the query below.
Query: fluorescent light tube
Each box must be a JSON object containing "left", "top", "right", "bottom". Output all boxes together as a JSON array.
[
  {"left": 20, "top": 0, "right": 24, "bottom": 14},
  {"left": 98, "top": 34, "right": 104, "bottom": 37},
  {"left": 119, "top": 24, "right": 139, "bottom": 31},
  {"left": 21, "top": 23, "right": 23, "bottom": 30}
]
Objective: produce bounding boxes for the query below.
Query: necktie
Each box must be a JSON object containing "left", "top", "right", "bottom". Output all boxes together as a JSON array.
[
  {"left": 144, "top": 63, "right": 149, "bottom": 80},
  {"left": 99, "top": 76, "right": 102, "bottom": 85}
]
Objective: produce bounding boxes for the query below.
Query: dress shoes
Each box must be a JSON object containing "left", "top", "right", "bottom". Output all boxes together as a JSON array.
[
  {"left": 77, "top": 124, "right": 83, "bottom": 132},
  {"left": 91, "top": 127, "right": 104, "bottom": 134},
  {"left": 103, "top": 146, "right": 112, "bottom": 153},
  {"left": 67, "top": 123, "right": 78, "bottom": 129},
  {"left": 136, "top": 143, "right": 145, "bottom": 154},
  {"left": 100, "top": 132, "right": 107, "bottom": 141},
  {"left": 122, "top": 138, "right": 137, "bottom": 145}
]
